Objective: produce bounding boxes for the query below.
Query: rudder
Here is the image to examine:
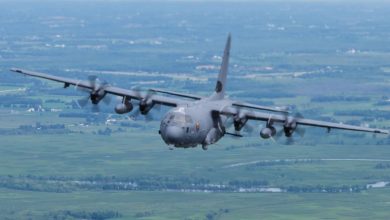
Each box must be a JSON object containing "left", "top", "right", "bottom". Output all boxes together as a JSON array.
[{"left": 210, "top": 34, "right": 231, "bottom": 100}]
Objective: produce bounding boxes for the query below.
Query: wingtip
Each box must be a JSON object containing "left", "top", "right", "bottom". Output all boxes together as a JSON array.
[
  {"left": 10, "top": 68, "right": 23, "bottom": 73},
  {"left": 375, "top": 129, "right": 390, "bottom": 135}
]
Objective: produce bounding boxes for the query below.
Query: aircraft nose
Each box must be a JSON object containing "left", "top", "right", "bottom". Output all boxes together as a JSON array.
[{"left": 164, "top": 126, "right": 184, "bottom": 144}]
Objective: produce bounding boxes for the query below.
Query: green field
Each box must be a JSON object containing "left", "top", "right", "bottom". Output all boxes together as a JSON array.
[
  {"left": 0, "top": 114, "right": 389, "bottom": 219},
  {"left": 1, "top": 188, "right": 390, "bottom": 220},
  {"left": 1, "top": 1, "right": 390, "bottom": 219}
]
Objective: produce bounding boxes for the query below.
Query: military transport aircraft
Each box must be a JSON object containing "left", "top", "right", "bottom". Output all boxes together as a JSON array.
[{"left": 10, "top": 35, "right": 389, "bottom": 150}]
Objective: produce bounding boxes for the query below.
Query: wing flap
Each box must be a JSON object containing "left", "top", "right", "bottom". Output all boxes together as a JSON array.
[
  {"left": 149, "top": 88, "right": 203, "bottom": 100},
  {"left": 105, "top": 87, "right": 186, "bottom": 107},
  {"left": 295, "top": 118, "right": 388, "bottom": 134},
  {"left": 232, "top": 102, "right": 289, "bottom": 113}
]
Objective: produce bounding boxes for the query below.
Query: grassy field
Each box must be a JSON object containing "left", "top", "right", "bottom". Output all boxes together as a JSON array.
[
  {"left": 0, "top": 188, "right": 390, "bottom": 219},
  {"left": 0, "top": 116, "right": 389, "bottom": 219}
]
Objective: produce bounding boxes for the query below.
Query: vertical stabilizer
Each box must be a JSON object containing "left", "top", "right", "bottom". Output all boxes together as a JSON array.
[{"left": 210, "top": 34, "right": 231, "bottom": 100}]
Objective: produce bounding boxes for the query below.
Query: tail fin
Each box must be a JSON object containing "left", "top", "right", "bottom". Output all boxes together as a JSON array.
[{"left": 210, "top": 34, "right": 231, "bottom": 100}]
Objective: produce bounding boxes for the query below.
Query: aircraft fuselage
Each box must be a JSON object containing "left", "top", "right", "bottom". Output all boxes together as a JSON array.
[{"left": 159, "top": 99, "right": 229, "bottom": 149}]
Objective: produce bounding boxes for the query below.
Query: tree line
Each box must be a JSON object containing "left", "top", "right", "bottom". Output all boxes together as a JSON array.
[{"left": 0, "top": 174, "right": 377, "bottom": 194}]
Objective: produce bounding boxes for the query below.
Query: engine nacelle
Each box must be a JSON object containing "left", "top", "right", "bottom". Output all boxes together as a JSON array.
[
  {"left": 260, "top": 126, "right": 276, "bottom": 139},
  {"left": 283, "top": 117, "right": 297, "bottom": 137},
  {"left": 90, "top": 90, "right": 106, "bottom": 104},
  {"left": 139, "top": 99, "right": 154, "bottom": 115},
  {"left": 115, "top": 102, "right": 133, "bottom": 114}
]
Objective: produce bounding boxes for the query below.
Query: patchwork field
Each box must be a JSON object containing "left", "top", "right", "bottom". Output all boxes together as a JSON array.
[{"left": 0, "top": 1, "right": 390, "bottom": 219}]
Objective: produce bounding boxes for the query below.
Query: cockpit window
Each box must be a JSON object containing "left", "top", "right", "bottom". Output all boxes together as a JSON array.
[
  {"left": 166, "top": 114, "right": 175, "bottom": 124},
  {"left": 170, "top": 113, "right": 193, "bottom": 125}
]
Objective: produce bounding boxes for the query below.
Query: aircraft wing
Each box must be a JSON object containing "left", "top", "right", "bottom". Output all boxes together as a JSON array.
[
  {"left": 145, "top": 90, "right": 289, "bottom": 114},
  {"left": 232, "top": 102, "right": 289, "bottom": 113},
  {"left": 220, "top": 106, "right": 389, "bottom": 134},
  {"left": 10, "top": 68, "right": 188, "bottom": 107},
  {"left": 149, "top": 88, "right": 203, "bottom": 100},
  {"left": 104, "top": 86, "right": 185, "bottom": 107},
  {"left": 11, "top": 68, "right": 88, "bottom": 88}
]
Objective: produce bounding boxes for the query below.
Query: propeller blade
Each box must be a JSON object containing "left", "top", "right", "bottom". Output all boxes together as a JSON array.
[
  {"left": 154, "top": 103, "right": 161, "bottom": 112},
  {"left": 295, "top": 112, "right": 304, "bottom": 119},
  {"left": 76, "top": 86, "right": 90, "bottom": 93},
  {"left": 101, "top": 80, "right": 109, "bottom": 86},
  {"left": 88, "top": 75, "right": 98, "bottom": 86},
  {"left": 296, "top": 127, "right": 306, "bottom": 137},
  {"left": 227, "top": 117, "right": 234, "bottom": 125},
  {"left": 224, "top": 116, "right": 234, "bottom": 129},
  {"left": 102, "top": 95, "right": 111, "bottom": 105},
  {"left": 293, "top": 111, "right": 305, "bottom": 138},
  {"left": 243, "top": 123, "right": 254, "bottom": 134},
  {"left": 76, "top": 96, "right": 90, "bottom": 108},
  {"left": 145, "top": 89, "right": 156, "bottom": 100},
  {"left": 91, "top": 104, "right": 100, "bottom": 113},
  {"left": 129, "top": 107, "right": 141, "bottom": 119},
  {"left": 285, "top": 137, "right": 295, "bottom": 145},
  {"left": 274, "top": 128, "right": 284, "bottom": 141},
  {"left": 130, "top": 106, "right": 155, "bottom": 122},
  {"left": 131, "top": 86, "right": 142, "bottom": 99},
  {"left": 145, "top": 113, "right": 154, "bottom": 122},
  {"left": 74, "top": 75, "right": 112, "bottom": 112}
]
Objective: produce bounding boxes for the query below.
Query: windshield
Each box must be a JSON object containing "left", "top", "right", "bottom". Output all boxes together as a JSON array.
[{"left": 169, "top": 113, "right": 193, "bottom": 125}]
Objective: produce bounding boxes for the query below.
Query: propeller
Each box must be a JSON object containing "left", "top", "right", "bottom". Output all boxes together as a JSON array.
[
  {"left": 129, "top": 87, "right": 160, "bottom": 121},
  {"left": 274, "top": 111, "right": 306, "bottom": 145},
  {"left": 74, "top": 75, "right": 111, "bottom": 112},
  {"left": 224, "top": 107, "right": 254, "bottom": 135}
]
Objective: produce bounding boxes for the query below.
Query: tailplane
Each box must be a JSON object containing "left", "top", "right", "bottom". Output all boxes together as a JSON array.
[{"left": 210, "top": 34, "right": 231, "bottom": 100}]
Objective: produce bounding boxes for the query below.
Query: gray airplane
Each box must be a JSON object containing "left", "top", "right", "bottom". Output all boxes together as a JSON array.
[{"left": 10, "top": 35, "right": 389, "bottom": 150}]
